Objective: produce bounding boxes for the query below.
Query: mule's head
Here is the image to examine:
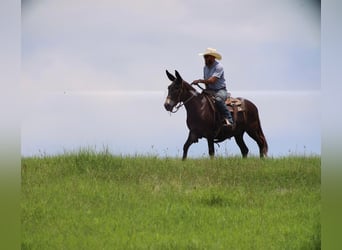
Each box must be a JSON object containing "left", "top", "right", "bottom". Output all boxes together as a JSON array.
[{"left": 164, "top": 70, "right": 184, "bottom": 112}]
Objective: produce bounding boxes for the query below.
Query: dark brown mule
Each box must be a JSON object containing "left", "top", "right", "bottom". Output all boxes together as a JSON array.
[{"left": 164, "top": 70, "right": 268, "bottom": 159}]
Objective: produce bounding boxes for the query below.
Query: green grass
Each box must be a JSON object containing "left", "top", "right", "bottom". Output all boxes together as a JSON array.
[{"left": 21, "top": 150, "right": 320, "bottom": 249}]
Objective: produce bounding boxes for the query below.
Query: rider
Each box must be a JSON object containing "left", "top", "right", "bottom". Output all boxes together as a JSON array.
[{"left": 192, "top": 48, "right": 234, "bottom": 127}]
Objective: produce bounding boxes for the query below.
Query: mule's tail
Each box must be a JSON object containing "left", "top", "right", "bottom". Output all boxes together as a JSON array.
[{"left": 256, "top": 116, "right": 268, "bottom": 157}]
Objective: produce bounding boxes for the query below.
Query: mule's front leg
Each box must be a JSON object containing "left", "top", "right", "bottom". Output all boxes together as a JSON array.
[
  {"left": 182, "top": 131, "right": 198, "bottom": 160},
  {"left": 207, "top": 138, "right": 215, "bottom": 159}
]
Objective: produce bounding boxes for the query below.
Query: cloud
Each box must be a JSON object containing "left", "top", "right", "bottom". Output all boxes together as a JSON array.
[
  {"left": 22, "top": 48, "right": 120, "bottom": 92},
  {"left": 22, "top": 0, "right": 320, "bottom": 93}
]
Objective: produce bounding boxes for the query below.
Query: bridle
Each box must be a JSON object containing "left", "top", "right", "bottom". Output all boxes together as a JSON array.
[{"left": 169, "top": 81, "right": 198, "bottom": 113}]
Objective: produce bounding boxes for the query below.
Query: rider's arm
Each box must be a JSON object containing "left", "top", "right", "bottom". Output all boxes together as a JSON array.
[
  {"left": 192, "top": 76, "right": 218, "bottom": 85},
  {"left": 201, "top": 76, "right": 218, "bottom": 85}
]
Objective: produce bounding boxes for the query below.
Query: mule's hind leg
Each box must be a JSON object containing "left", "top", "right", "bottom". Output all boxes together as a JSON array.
[
  {"left": 207, "top": 138, "right": 215, "bottom": 159},
  {"left": 182, "top": 131, "right": 198, "bottom": 160},
  {"left": 234, "top": 132, "right": 249, "bottom": 158},
  {"left": 246, "top": 129, "right": 268, "bottom": 158}
]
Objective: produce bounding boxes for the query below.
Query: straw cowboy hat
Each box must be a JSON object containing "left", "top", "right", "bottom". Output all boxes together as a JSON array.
[{"left": 198, "top": 48, "right": 222, "bottom": 60}]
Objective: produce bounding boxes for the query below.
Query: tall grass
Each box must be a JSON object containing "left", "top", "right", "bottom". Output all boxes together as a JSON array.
[{"left": 22, "top": 150, "right": 320, "bottom": 249}]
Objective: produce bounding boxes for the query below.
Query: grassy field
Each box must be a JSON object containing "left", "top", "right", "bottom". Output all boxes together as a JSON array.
[{"left": 21, "top": 150, "right": 320, "bottom": 249}]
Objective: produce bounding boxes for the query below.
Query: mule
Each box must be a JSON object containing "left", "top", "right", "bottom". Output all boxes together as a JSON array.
[{"left": 164, "top": 70, "right": 268, "bottom": 159}]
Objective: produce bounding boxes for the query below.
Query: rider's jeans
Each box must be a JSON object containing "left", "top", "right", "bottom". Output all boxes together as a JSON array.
[{"left": 214, "top": 89, "right": 233, "bottom": 122}]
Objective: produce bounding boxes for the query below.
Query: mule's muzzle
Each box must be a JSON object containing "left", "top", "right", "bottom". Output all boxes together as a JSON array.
[{"left": 164, "top": 97, "right": 175, "bottom": 111}]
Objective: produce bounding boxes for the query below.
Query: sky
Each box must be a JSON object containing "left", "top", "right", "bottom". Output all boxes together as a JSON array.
[{"left": 21, "top": 0, "right": 321, "bottom": 157}]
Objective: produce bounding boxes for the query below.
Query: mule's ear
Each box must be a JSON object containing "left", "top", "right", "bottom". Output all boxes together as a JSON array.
[
  {"left": 166, "top": 70, "right": 176, "bottom": 81},
  {"left": 175, "top": 70, "right": 182, "bottom": 81}
]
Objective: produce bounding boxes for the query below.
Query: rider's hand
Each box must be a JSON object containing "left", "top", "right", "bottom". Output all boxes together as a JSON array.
[{"left": 191, "top": 79, "right": 201, "bottom": 85}]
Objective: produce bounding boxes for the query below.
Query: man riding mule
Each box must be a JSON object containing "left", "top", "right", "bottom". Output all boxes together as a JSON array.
[
  {"left": 192, "top": 48, "right": 234, "bottom": 127},
  {"left": 164, "top": 70, "right": 268, "bottom": 159}
]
